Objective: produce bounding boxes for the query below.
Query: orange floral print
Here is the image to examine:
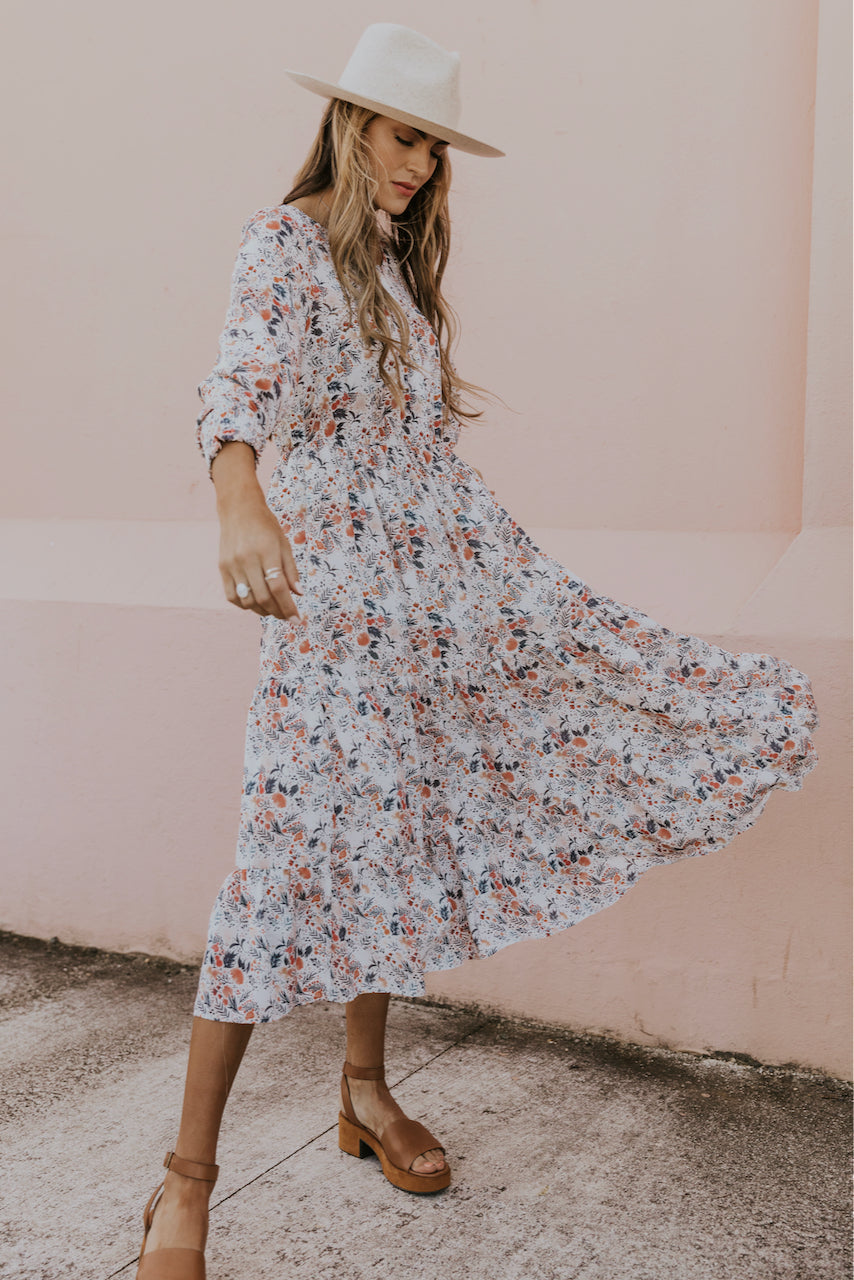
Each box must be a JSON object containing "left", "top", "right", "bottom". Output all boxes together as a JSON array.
[{"left": 192, "top": 205, "right": 819, "bottom": 1023}]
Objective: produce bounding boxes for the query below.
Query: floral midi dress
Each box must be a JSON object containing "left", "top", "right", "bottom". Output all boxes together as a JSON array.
[{"left": 192, "top": 204, "right": 820, "bottom": 1024}]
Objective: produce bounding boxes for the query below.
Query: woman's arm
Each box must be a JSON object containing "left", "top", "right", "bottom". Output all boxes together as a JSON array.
[
  {"left": 211, "top": 442, "right": 303, "bottom": 621},
  {"left": 196, "top": 212, "right": 303, "bottom": 477},
  {"left": 198, "top": 211, "right": 306, "bottom": 620}
]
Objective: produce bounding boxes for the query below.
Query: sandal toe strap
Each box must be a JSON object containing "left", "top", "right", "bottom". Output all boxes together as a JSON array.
[{"left": 382, "top": 1116, "right": 445, "bottom": 1173}]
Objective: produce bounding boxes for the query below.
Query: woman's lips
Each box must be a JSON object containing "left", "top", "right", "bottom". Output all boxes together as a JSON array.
[{"left": 392, "top": 181, "right": 416, "bottom": 195}]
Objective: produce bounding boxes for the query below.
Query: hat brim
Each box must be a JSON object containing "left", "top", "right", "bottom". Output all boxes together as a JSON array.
[{"left": 284, "top": 70, "right": 505, "bottom": 158}]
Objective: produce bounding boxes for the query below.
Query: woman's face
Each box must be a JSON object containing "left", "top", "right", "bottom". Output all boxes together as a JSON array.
[{"left": 363, "top": 114, "right": 449, "bottom": 212}]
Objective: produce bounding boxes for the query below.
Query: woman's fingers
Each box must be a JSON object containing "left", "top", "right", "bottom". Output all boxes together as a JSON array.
[
  {"left": 278, "top": 532, "right": 303, "bottom": 598},
  {"left": 230, "top": 574, "right": 266, "bottom": 617},
  {"left": 257, "top": 533, "right": 303, "bottom": 619},
  {"left": 221, "top": 566, "right": 258, "bottom": 612},
  {"left": 265, "top": 556, "right": 303, "bottom": 620},
  {"left": 222, "top": 561, "right": 297, "bottom": 620},
  {"left": 237, "top": 557, "right": 296, "bottom": 621},
  {"left": 243, "top": 560, "right": 281, "bottom": 617},
  {"left": 219, "top": 515, "right": 304, "bottom": 620}
]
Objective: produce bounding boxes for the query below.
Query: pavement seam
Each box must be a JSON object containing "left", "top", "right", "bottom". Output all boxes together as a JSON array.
[{"left": 108, "top": 1017, "right": 495, "bottom": 1278}]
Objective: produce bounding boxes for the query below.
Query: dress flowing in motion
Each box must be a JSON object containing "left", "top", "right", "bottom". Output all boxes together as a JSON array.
[{"left": 192, "top": 205, "right": 819, "bottom": 1024}]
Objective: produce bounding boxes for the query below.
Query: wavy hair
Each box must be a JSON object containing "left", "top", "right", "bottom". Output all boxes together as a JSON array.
[{"left": 282, "top": 97, "right": 491, "bottom": 432}]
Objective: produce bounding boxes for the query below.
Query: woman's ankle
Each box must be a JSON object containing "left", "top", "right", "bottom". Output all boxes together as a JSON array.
[{"left": 163, "top": 1169, "right": 215, "bottom": 1202}]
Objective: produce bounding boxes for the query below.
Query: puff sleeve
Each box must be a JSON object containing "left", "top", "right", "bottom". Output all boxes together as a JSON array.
[{"left": 195, "top": 210, "right": 303, "bottom": 480}]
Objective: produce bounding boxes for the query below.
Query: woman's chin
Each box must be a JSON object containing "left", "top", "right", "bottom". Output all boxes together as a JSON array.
[{"left": 375, "top": 190, "right": 411, "bottom": 215}]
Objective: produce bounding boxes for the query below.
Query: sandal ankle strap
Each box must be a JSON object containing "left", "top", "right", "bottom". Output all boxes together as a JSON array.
[
  {"left": 163, "top": 1150, "right": 220, "bottom": 1184},
  {"left": 342, "top": 1059, "right": 386, "bottom": 1080}
]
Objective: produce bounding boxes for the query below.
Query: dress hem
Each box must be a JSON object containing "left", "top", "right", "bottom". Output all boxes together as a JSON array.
[{"left": 190, "top": 736, "right": 816, "bottom": 1026}]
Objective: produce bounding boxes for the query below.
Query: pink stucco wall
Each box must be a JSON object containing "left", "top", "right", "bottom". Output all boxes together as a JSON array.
[{"left": 1, "top": 1, "right": 850, "bottom": 1078}]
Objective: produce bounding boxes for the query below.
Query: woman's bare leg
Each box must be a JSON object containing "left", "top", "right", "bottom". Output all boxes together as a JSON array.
[
  {"left": 341, "top": 993, "right": 445, "bottom": 1173},
  {"left": 141, "top": 1017, "right": 253, "bottom": 1255}
]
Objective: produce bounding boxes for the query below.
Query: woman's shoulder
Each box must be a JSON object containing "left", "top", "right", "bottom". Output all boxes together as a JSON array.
[{"left": 237, "top": 204, "right": 316, "bottom": 266}]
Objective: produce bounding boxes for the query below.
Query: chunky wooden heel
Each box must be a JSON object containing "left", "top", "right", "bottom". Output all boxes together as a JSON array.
[
  {"left": 338, "top": 1059, "right": 451, "bottom": 1193},
  {"left": 338, "top": 1111, "right": 371, "bottom": 1157}
]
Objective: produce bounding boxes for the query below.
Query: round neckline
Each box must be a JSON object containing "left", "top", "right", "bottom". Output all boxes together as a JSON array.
[
  {"left": 282, "top": 203, "right": 330, "bottom": 235},
  {"left": 282, "top": 203, "right": 393, "bottom": 266}
]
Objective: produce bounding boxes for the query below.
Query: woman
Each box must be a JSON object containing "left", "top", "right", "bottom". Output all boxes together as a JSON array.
[{"left": 135, "top": 22, "right": 819, "bottom": 1278}]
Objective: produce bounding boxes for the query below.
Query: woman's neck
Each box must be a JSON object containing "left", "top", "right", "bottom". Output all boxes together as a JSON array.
[
  {"left": 287, "top": 191, "right": 386, "bottom": 265},
  {"left": 288, "top": 190, "right": 334, "bottom": 229}
]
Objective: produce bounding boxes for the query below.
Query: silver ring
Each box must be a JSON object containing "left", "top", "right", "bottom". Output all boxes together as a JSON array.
[
  {"left": 236, "top": 582, "right": 251, "bottom": 599},
  {"left": 263, "top": 567, "right": 282, "bottom": 580}
]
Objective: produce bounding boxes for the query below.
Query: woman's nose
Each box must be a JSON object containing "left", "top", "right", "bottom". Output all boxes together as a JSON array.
[{"left": 409, "top": 147, "right": 435, "bottom": 179}]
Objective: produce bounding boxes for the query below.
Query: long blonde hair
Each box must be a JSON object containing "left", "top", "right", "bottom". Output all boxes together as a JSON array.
[{"left": 282, "top": 98, "right": 490, "bottom": 432}]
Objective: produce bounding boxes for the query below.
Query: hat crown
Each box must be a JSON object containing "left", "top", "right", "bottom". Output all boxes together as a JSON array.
[
  {"left": 337, "top": 23, "right": 462, "bottom": 132},
  {"left": 284, "top": 22, "right": 504, "bottom": 157}
]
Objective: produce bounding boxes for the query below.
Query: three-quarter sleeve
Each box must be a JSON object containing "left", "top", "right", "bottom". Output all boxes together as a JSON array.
[{"left": 196, "top": 209, "right": 304, "bottom": 480}]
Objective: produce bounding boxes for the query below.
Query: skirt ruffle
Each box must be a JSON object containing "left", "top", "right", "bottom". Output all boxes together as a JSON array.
[{"left": 193, "top": 579, "right": 819, "bottom": 1023}]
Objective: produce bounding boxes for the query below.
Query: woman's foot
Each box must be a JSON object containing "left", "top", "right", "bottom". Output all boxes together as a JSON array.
[
  {"left": 141, "top": 1167, "right": 212, "bottom": 1256},
  {"left": 342, "top": 1076, "right": 446, "bottom": 1174}
]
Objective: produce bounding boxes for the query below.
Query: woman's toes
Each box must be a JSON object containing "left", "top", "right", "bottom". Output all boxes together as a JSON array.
[{"left": 412, "top": 1148, "right": 445, "bottom": 1173}]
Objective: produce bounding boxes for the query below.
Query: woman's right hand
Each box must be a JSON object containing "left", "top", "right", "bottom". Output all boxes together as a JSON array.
[{"left": 211, "top": 442, "right": 303, "bottom": 620}]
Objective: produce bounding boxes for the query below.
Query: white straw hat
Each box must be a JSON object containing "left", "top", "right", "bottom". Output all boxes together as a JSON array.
[{"left": 285, "top": 23, "right": 505, "bottom": 159}]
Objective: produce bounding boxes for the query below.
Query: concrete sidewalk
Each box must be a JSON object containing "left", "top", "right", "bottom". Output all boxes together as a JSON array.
[{"left": 0, "top": 931, "right": 850, "bottom": 1280}]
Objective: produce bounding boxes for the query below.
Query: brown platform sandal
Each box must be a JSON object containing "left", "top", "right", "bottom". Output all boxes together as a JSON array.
[
  {"left": 338, "top": 1060, "right": 451, "bottom": 1193},
  {"left": 135, "top": 1150, "right": 220, "bottom": 1279}
]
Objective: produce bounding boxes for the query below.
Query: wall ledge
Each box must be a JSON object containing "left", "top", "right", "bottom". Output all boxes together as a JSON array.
[{"left": 0, "top": 518, "right": 848, "bottom": 640}]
